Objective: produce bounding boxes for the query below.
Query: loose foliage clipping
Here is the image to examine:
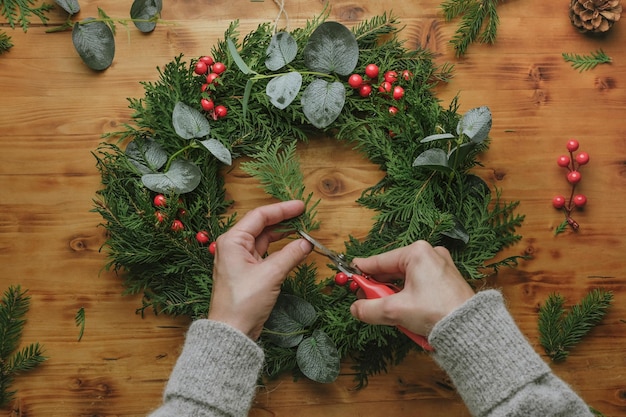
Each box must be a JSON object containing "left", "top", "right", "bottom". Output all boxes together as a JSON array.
[
  {"left": 94, "top": 13, "right": 524, "bottom": 386},
  {"left": 441, "top": 0, "right": 502, "bottom": 56},
  {"left": 562, "top": 49, "right": 612, "bottom": 72}
]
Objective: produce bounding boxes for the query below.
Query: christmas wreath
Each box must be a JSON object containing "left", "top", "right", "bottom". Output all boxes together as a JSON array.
[{"left": 94, "top": 12, "right": 525, "bottom": 386}]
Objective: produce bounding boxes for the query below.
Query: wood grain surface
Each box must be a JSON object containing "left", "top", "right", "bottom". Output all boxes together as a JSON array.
[{"left": 2, "top": 0, "right": 626, "bottom": 415}]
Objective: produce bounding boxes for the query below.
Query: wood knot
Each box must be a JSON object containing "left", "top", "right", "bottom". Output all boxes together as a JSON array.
[
  {"left": 337, "top": 6, "right": 365, "bottom": 21},
  {"left": 413, "top": 19, "right": 444, "bottom": 54},
  {"left": 531, "top": 89, "right": 549, "bottom": 105},
  {"left": 595, "top": 76, "right": 616, "bottom": 91},
  {"left": 318, "top": 175, "right": 344, "bottom": 196},
  {"left": 69, "top": 236, "right": 88, "bottom": 251}
]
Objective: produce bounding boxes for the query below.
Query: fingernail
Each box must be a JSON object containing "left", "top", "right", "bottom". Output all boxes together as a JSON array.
[{"left": 300, "top": 239, "right": 313, "bottom": 253}]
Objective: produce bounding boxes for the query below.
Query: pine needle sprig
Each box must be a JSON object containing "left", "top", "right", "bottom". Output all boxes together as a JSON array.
[
  {"left": 538, "top": 289, "right": 613, "bottom": 362},
  {"left": 562, "top": 49, "right": 612, "bottom": 72},
  {"left": 0, "top": 285, "right": 47, "bottom": 408},
  {"left": 441, "top": 0, "right": 502, "bottom": 56},
  {"left": 0, "top": 0, "right": 55, "bottom": 31}
]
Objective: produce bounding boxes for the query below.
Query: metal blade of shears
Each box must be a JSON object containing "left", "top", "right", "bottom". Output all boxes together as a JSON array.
[{"left": 297, "top": 230, "right": 360, "bottom": 275}]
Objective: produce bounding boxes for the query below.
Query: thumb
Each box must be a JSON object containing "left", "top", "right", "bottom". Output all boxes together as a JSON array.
[
  {"left": 350, "top": 297, "right": 397, "bottom": 327},
  {"left": 264, "top": 238, "right": 312, "bottom": 278}
]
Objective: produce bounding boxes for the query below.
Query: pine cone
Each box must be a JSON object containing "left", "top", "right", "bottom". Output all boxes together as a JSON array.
[{"left": 569, "top": 0, "right": 623, "bottom": 34}]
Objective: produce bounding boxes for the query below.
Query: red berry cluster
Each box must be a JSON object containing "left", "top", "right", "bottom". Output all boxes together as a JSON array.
[
  {"left": 153, "top": 194, "right": 216, "bottom": 254},
  {"left": 334, "top": 271, "right": 360, "bottom": 293},
  {"left": 194, "top": 56, "right": 228, "bottom": 121},
  {"left": 347, "top": 63, "right": 412, "bottom": 115},
  {"left": 552, "top": 139, "right": 589, "bottom": 230}
]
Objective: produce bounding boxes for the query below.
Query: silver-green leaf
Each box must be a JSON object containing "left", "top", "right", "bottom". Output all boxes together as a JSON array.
[
  {"left": 265, "top": 294, "right": 317, "bottom": 348},
  {"left": 172, "top": 102, "right": 210, "bottom": 139},
  {"left": 126, "top": 138, "right": 167, "bottom": 174},
  {"left": 141, "top": 160, "right": 202, "bottom": 194},
  {"left": 55, "top": 0, "right": 80, "bottom": 15},
  {"left": 266, "top": 72, "right": 302, "bottom": 110},
  {"left": 421, "top": 132, "right": 455, "bottom": 143},
  {"left": 301, "top": 79, "right": 345, "bottom": 129},
  {"left": 265, "top": 32, "right": 298, "bottom": 71},
  {"left": 130, "top": 0, "right": 162, "bottom": 33},
  {"left": 412, "top": 148, "right": 452, "bottom": 173},
  {"left": 303, "top": 21, "right": 358, "bottom": 75},
  {"left": 72, "top": 19, "right": 115, "bottom": 71},
  {"left": 199, "top": 139, "right": 232, "bottom": 165},
  {"left": 457, "top": 106, "right": 492, "bottom": 143},
  {"left": 227, "top": 38, "right": 253, "bottom": 75},
  {"left": 296, "top": 329, "right": 340, "bottom": 383}
]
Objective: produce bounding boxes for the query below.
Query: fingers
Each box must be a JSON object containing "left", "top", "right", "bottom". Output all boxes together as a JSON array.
[
  {"left": 350, "top": 296, "right": 399, "bottom": 327},
  {"left": 232, "top": 200, "right": 305, "bottom": 238},
  {"left": 263, "top": 238, "right": 313, "bottom": 279}
]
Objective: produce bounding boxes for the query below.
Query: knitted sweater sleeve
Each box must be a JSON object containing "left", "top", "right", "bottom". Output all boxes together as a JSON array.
[
  {"left": 148, "top": 319, "right": 264, "bottom": 417},
  {"left": 429, "top": 289, "right": 593, "bottom": 417}
]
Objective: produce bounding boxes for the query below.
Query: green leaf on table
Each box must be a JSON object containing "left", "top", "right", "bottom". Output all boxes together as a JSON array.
[
  {"left": 172, "top": 102, "right": 210, "bottom": 139},
  {"left": 265, "top": 294, "right": 317, "bottom": 348},
  {"left": 75, "top": 307, "right": 85, "bottom": 341},
  {"left": 296, "top": 329, "right": 340, "bottom": 383},
  {"left": 266, "top": 71, "right": 302, "bottom": 110},
  {"left": 55, "top": 0, "right": 80, "bottom": 15},
  {"left": 130, "top": 0, "right": 162, "bottom": 33},
  {"left": 265, "top": 31, "right": 298, "bottom": 71},
  {"left": 199, "top": 139, "right": 232, "bottom": 165},
  {"left": 141, "top": 160, "right": 202, "bottom": 194},
  {"left": 301, "top": 79, "right": 345, "bottom": 129},
  {"left": 126, "top": 138, "right": 168, "bottom": 174},
  {"left": 457, "top": 106, "right": 492, "bottom": 143},
  {"left": 303, "top": 21, "right": 358, "bottom": 75},
  {"left": 227, "top": 38, "right": 253, "bottom": 75},
  {"left": 412, "top": 148, "right": 452, "bottom": 173},
  {"left": 72, "top": 18, "right": 115, "bottom": 71}
]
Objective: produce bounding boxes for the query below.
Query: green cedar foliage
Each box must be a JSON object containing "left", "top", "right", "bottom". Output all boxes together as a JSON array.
[
  {"left": 562, "top": 49, "right": 612, "bottom": 72},
  {"left": 0, "top": 31, "right": 13, "bottom": 53},
  {"left": 94, "top": 13, "right": 524, "bottom": 386},
  {"left": 0, "top": 0, "right": 54, "bottom": 31},
  {"left": 0, "top": 285, "right": 47, "bottom": 408},
  {"left": 441, "top": 0, "right": 501, "bottom": 56},
  {"left": 538, "top": 289, "right": 613, "bottom": 362}
]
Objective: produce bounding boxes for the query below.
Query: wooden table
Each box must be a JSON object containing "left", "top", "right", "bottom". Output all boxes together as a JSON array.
[{"left": 2, "top": 0, "right": 626, "bottom": 415}]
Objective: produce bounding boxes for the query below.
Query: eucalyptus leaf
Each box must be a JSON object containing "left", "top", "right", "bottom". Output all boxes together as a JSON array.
[
  {"left": 441, "top": 217, "right": 470, "bottom": 244},
  {"left": 227, "top": 38, "right": 253, "bottom": 75},
  {"left": 199, "top": 139, "right": 232, "bottom": 165},
  {"left": 265, "top": 31, "right": 298, "bottom": 71},
  {"left": 303, "top": 21, "right": 358, "bottom": 75},
  {"left": 447, "top": 142, "right": 476, "bottom": 170},
  {"left": 72, "top": 19, "right": 115, "bottom": 71},
  {"left": 141, "top": 160, "right": 202, "bottom": 194},
  {"left": 466, "top": 174, "right": 491, "bottom": 197},
  {"left": 130, "top": 0, "right": 162, "bottom": 33},
  {"left": 172, "top": 102, "right": 210, "bottom": 139},
  {"left": 266, "top": 72, "right": 302, "bottom": 110},
  {"left": 296, "top": 329, "right": 340, "bottom": 383},
  {"left": 125, "top": 138, "right": 167, "bottom": 174},
  {"left": 457, "top": 106, "right": 492, "bottom": 143},
  {"left": 55, "top": 0, "right": 80, "bottom": 15},
  {"left": 301, "top": 79, "right": 345, "bottom": 129},
  {"left": 412, "top": 148, "right": 451, "bottom": 173},
  {"left": 421, "top": 132, "right": 455, "bottom": 143},
  {"left": 265, "top": 294, "right": 317, "bottom": 348}
]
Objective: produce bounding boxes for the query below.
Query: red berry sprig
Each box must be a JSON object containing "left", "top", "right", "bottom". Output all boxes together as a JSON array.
[
  {"left": 346, "top": 63, "right": 411, "bottom": 117},
  {"left": 552, "top": 139, "right": 589, "bottom": 231},
  {"left": 334, "top": 272, "right": 360, "bottom": 293},
  {"left": 194, "top": 55, "right": 228, "bottom": 120}
]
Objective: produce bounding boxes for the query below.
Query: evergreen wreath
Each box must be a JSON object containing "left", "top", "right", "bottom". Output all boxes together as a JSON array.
[{"left": 93, "top": 12, "right": 525, "bottom": 386}]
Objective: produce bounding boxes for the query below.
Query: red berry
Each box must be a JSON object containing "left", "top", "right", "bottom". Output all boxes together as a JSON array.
[
  {"left": 575, "top": 152, "right": 589, "bottom": 165},
  {"left": 348, "top": 74, "right": 363, "bottom": 89},
  {"left": 566, "top": 139, "right": 579, "bottom": 152},
  {"left": 365, "top": 63, "right": 379, "bottom": 79},
  {"left": 201, "top": 98, "right": 215, "bottom": 112},
  {"left": 201, "top": 83, "right": 211, "bottom": 93},
  {"left": 155, "top": 211, "right": 166, "bottom": 223},
  {"left": 212, "top": 62, "right": 226, "bottom": 74},
  {"left": 358, "top": 84, "right": 372, "bottom": 97},
  {"left": 214, "top": 105, "right": 228, "bottom": 119},
  {"left": 349, "top": 280, "right": 359, "bottom": 293},
  {"left": 196, "top": 230, "right": 210, "bottom": 244},
  {"left": 552, "top": 195, "right": 566, "bottom": 209},
  {"left": 557, "top": 155, "right": 570, "bottom": 168},
  {"left": 388, "top": 106, "right": 398, "bottom": 115},
  {"left": 573, "top": 194, "right": 587, "bottom": 207},
  {"left": 334, "top": 272, "right": 349, "bottom": 286},
  {"left": 194, "top": 61, "right": 208, "bottom": 75},
  {"left": 379, "top": 81, "right": 392, "bottom": 94},
  {"left": 208, "top": 241, "right": 217, "bottom": 255},
  {"left": 206, "top": 72, "right": 220, "bottom": 85},
  {"left": 401, "top": 70, "right": 412, "bottom": 81},
  {"left": 384, "top": 70, "right": 398, "bottom": 84},
  {"left": 392, "top": 86, "right": 405, "bottom": 100},
  {"left": 567, "top": 170, "right": 582, "bottom": 184},
  {"left": 171, "top": 220, "right": 184, "bottom": 232},
  {"left": 199, "top": 56, "right": 214, "bottom": 67},
  {"left": 153, "top": 194, "right": 167, "bottom": 207},
  {"left": 178, "top": 208, "right": 187, "bottom": 217}
]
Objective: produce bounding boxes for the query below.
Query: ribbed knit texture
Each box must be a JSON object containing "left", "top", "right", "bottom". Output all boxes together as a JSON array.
[{"left": 429, "top": 290, "right": 593, "bottom": 417}]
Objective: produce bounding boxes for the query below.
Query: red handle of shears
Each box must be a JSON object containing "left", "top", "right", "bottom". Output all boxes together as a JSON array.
[{"left": 350, "top": 274, "right": 434, "bottom": 352}]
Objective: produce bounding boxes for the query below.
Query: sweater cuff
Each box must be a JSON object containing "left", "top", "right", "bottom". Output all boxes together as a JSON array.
[
  {"left": 163, "top": 319, "right": 264, "bottom": 416},
  {"left": 429, "top": 290, "right": 550, "bottom": 417}
]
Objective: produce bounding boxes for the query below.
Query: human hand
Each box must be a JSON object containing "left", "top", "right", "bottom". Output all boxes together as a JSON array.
[
  {"left": 208, "top": 200, "right": 312, "bottom": 340},
  {"left": 349, "top": 241, "right": 475, "bottom": 336}
]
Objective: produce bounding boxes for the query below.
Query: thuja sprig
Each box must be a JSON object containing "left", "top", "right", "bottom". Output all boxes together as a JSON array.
[
  {"left": 538, "top": 289, "right": 613, "bottom": 362},
  {"left": 563, "top": 49, "right": 612, "bottom": 72},
  {"left": 552, "top": 139, "right": 589, "bottom": 234},
  {"left": 0, "top": 0, "right": 54, "bottom": 31},
  {"left": 0, "top": 31, "right": 13, "bottom": 53},
  {"left": 0, "top": 285, "right": 47, "bottom": 408},
  {"left": 441, "top": 0, "right": 502, "bottom": 56}
]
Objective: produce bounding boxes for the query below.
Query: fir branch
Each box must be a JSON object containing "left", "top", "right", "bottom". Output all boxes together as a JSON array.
[
  {"left": 0, "top": 0, "right": 54, "bottom": 31},
  {"left": 75, "top": 307, "right": 85, "bottom": 341},
  {"left": 538, "top": 289, "right": 613, "bottom": 362},
  {"left": 0, "top": 30, "right": 13, "bottom": 53},
  {"left": 441, "top": 0, "right": 502, "bottom": 57},
  {"left": 562, "top": 49, "right": 612, "bottom": 72}
]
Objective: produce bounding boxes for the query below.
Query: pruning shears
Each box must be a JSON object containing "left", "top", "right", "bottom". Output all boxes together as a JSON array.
[{"left": 298, "top": 230, "right": 434, "bottom": 352}]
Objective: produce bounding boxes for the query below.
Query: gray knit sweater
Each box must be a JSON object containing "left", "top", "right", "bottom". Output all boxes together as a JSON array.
[{"left": 148, "top": 290, "right": 593, "bottom": 416}]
